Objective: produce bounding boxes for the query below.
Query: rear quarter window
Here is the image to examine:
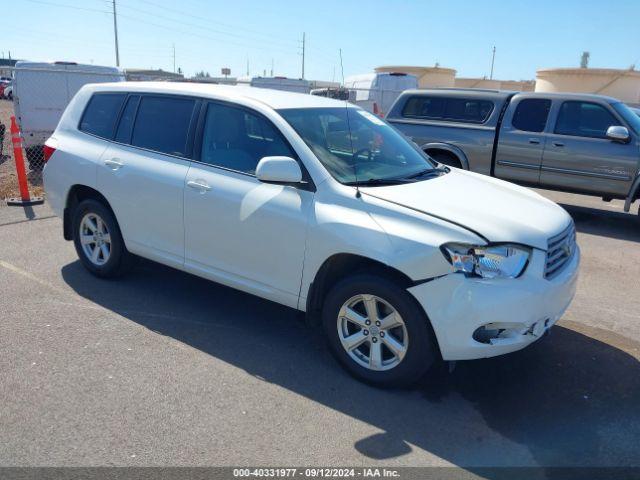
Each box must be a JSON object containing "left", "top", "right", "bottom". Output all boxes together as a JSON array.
[
  {"left": 79, "top": 93, "right": 127, "bottom": 139},
  {"left": 401, "top": 96, "right": 493, "bottom": 124}
]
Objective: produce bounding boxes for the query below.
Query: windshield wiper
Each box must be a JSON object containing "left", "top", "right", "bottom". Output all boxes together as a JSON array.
[
  {"left": 344, "top": 177, "right": 416, "bottom": 187},
  {"left": 404, "top": 168, "right": 446, "bottom": 180}
]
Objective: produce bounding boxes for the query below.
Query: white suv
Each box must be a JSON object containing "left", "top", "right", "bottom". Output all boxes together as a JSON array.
[{"left": 44, "top": 82, "right": 580, "bottom": 387}]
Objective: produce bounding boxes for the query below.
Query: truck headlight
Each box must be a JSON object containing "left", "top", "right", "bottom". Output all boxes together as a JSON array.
[{"left": 441, "top": 243, "right": 531, "bottom": 279}]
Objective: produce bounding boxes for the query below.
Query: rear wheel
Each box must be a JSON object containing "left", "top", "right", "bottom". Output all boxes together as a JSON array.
[
  {"left": 72, "top": 199, "right": 133, "bottom": 278},
  {"left": 323, "top": 273, "right": 438, "bottom": 387}
]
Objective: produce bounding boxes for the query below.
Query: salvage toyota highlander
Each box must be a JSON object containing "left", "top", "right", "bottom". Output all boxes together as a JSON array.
[{"left": 43, "top": 82, "right": 580, "bottom": 386}]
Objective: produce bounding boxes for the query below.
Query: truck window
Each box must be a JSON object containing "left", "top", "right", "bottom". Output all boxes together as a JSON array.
[
  {"left": 131, "top": 96, "right": 196, "bottom": 157},
  {"left": 402, "top": 97, "right": 445, "bottom": 119},
  {"left": 555, "top": 101, "right": 621, "bottom": 139},
  {"left": 401, "top": 96, "right": 493, "bottom": 123},
  {"left": 79, "top": 93, "right": 126, "bottom": 139},
  {"left": 511, "top": 99, "right": 551, "bottom": 132},
  {"left": 443, "top": 98, "right": 493, "bottom": 123}
]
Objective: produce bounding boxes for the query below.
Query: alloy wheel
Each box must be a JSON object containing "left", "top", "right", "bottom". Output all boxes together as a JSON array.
[
  {"left": 337, "top": 294, "right": 409, "bottom": 371},
  {"left": 79, "top": 213, "right": 112, "bottom": 266}
]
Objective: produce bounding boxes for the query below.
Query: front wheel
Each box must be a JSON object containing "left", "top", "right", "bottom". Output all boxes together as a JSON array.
[
  {"left": 72, "top": 199, "right": 133, "bottom": 278},
  {"left": 323, "top": 274, "right": 438, "bottom": 387}
]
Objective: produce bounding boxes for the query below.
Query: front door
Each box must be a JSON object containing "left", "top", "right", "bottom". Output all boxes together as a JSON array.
[
  {"left": 540, "top": 100, "right": 637, "bottom": 197},
  {"left": 183, "top": 101, "right": 313, "bottom": 308},
  {"left": 494, "top": 97, "right": 552, "bottom": 184}
]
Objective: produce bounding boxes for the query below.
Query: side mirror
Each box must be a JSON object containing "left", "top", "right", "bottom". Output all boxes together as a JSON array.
[
  {"left": 606, "top": 125, "right": 630, "bottom": 143},
  {"left": 256, "top": 156, "right": 303, "bottom": 185}
]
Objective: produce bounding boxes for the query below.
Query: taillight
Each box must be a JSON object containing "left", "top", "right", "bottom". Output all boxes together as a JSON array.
[
  {"left": 373, "top": 102, "right": 380, "bottom": 115},
  {"left": 43, "top": 144, "right": 56, "bottom": 162}
]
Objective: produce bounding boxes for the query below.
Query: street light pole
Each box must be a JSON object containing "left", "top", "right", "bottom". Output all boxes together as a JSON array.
[{"left": 113, "top": 0, "right": 120, "bottom": 67}]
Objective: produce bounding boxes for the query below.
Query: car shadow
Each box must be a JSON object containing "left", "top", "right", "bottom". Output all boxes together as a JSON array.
[
  {"left": 560, "top": 202, "right": 640, "bottom": 242},
  {"left": 61, "top": 260, "right": 640, "bottom": 474}
]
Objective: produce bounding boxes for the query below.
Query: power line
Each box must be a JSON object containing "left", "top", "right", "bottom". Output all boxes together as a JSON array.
[
  {"left": 117, "top": 1, "right": 300, "bottom": 53},
  {"left": 23, "top": 0, "right": 110, "bottom": 14},
  {"left": 129, "top": 0, "right": 300, "bottom": 48}
]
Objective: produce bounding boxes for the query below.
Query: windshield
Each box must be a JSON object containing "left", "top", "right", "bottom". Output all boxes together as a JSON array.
[
  {"left": 612, "top": 102, "right": 640, "bottom": 135},
  {"left": 278, "top": 107, "right": 436, "bottom": 184}
]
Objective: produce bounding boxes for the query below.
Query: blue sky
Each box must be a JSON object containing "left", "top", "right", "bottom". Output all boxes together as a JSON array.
[{"left": 5, "top": 0, "right": 640, "bottom": 81}]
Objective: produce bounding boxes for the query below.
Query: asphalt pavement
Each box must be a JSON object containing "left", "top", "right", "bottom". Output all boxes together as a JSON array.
[{"left": 0, "top": 190, "right": 638, "bottom": 472}]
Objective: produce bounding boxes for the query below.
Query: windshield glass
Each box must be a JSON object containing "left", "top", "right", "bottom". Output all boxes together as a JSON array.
[
  {"left": 612, "top": 102, "right": 640, "bottom": 135},
  {"left": 278, "top": 107, "right": 436, "bottom": 184}
]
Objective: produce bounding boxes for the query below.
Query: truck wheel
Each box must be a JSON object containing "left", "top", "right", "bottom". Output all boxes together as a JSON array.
[
  {"left": 427, "top": 150, "right": 462, "bottom": 169},
  {"left": 72, "top": 199, "right": 134, "bottom": 278},
  {"left": 322, "top": 273, "right": 438, "bottom": 388}
]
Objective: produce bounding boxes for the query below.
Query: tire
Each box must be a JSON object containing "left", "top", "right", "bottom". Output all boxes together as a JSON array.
[
  {"left": 427, "top": 150, "right": 462, "bottom": 169},
  {"left": 322, "top": 273, "right": 438, "bottom": 388},
  {"left": 72, "top": 199, "right": 134, "bottom": 278}
]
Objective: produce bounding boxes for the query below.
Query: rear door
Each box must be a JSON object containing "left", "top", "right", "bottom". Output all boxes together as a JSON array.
[
  {"left": 540, "top": 100, "right": 636, "bottom": 196},
  {"left": 494, "top": 97, "right": 552, "bottom": 184},
  {"left": 97, "top": 94, "right": 198, "bottom": 268}
]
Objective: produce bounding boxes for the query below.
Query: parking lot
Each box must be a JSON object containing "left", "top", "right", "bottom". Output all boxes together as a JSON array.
[{"left": 0, "top": 190, "right": 639, "bottom": 470}]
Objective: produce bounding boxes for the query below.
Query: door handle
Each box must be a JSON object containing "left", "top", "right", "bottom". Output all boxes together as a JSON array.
[
  {"left": 104, "top": 158, "right": 123, "bottom": 170},
  {"left": 552, "top": 141, "right": 565, "bottom": 147},
  {"left": 528, "top": 138, "right": 540, "bottom": 144},
  {"left": 187, "top": 180, "right": 212, "bottom": 192}
]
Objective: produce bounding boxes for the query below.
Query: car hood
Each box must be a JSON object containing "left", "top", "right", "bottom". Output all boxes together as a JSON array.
[{"left": 360, "top": 169, "right": 571, "bottom": 250}]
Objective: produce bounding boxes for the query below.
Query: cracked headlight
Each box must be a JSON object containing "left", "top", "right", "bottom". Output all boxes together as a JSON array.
[{"left": 441, "top": 243, "right": 531, "bottom": 279}]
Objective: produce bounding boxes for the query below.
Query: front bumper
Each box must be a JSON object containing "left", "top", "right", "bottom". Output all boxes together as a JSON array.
[{"left": 408, "top": 246, "right": 580, "bottom": 361}]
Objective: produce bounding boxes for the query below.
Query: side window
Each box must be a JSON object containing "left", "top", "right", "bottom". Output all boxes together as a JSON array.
[
  {"left": 131, "top": 96, "right": 196, "bottom": 157},
  {"left": 401, "top": 96, "right": 493, "bottom": 123},
  {"left": 555, "top": 101, "right": 621, "bottom": 139},
  {"left": 114, "top": 95, "right": 140, "bottom": 144},
  {"left": 200, "top": 103, "right": 295, "bottom": 174},
  {"left": 443, "top": 98, "right": 494, "bottom": 123},
  {"left": 402, "top": 96, "right": 445, "bottom": 119},
  {"left": 79, "top": 93, "right": 126, "bottom": 139},
  {"left": 512, "top": 98, "right": 551, "bottom": 132}
]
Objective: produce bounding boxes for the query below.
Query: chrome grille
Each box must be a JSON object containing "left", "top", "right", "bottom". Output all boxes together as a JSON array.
[{"left": 545, "top": 222, "right": 576, "bottom": 279}]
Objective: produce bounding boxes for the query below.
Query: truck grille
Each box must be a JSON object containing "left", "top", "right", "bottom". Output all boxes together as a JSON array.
[{"left": 545, "top": 222, "right": 576, "bottom": 279}]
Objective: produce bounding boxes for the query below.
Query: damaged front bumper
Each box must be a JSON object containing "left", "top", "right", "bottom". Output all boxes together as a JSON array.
[{"left": 408, "top": 247, "right": 580, "bottom": 361}]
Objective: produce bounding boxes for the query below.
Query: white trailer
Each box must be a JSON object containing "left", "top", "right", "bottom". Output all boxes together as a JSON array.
[
  {"left": 13, "top": 61, "right": 124, "bottom": 166},
  {"left": 344, "top": 72, "right": 418, "bottom": 116}
]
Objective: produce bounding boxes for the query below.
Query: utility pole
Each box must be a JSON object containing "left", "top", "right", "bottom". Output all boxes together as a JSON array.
[
  {"left": 246, "top": 57, "right": 249, "bottom": 76},
  {"left": 172, "top": 44, "right": 176, "bottom": 73},
  {"left": 301, "top": 32, "right": 306, "bottom": 79},
  {"left": 489, "top": 46, "right": 496, "bottom": 80},
  {"left": 112, "top": 0, "right": 120, "bottom": 67}
]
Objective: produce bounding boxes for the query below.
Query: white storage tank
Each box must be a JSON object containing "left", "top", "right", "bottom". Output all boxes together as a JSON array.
[
  {"left": 536, "top": 68, "right": 640, "bottom": 103},
  {"left": 375, "top": 66, "right": 456, "bottom": 88}
]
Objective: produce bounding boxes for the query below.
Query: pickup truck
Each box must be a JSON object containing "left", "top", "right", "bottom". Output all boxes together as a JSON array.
[{"left": 386, "top": 89, "right": 640, "bottom": 215}]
